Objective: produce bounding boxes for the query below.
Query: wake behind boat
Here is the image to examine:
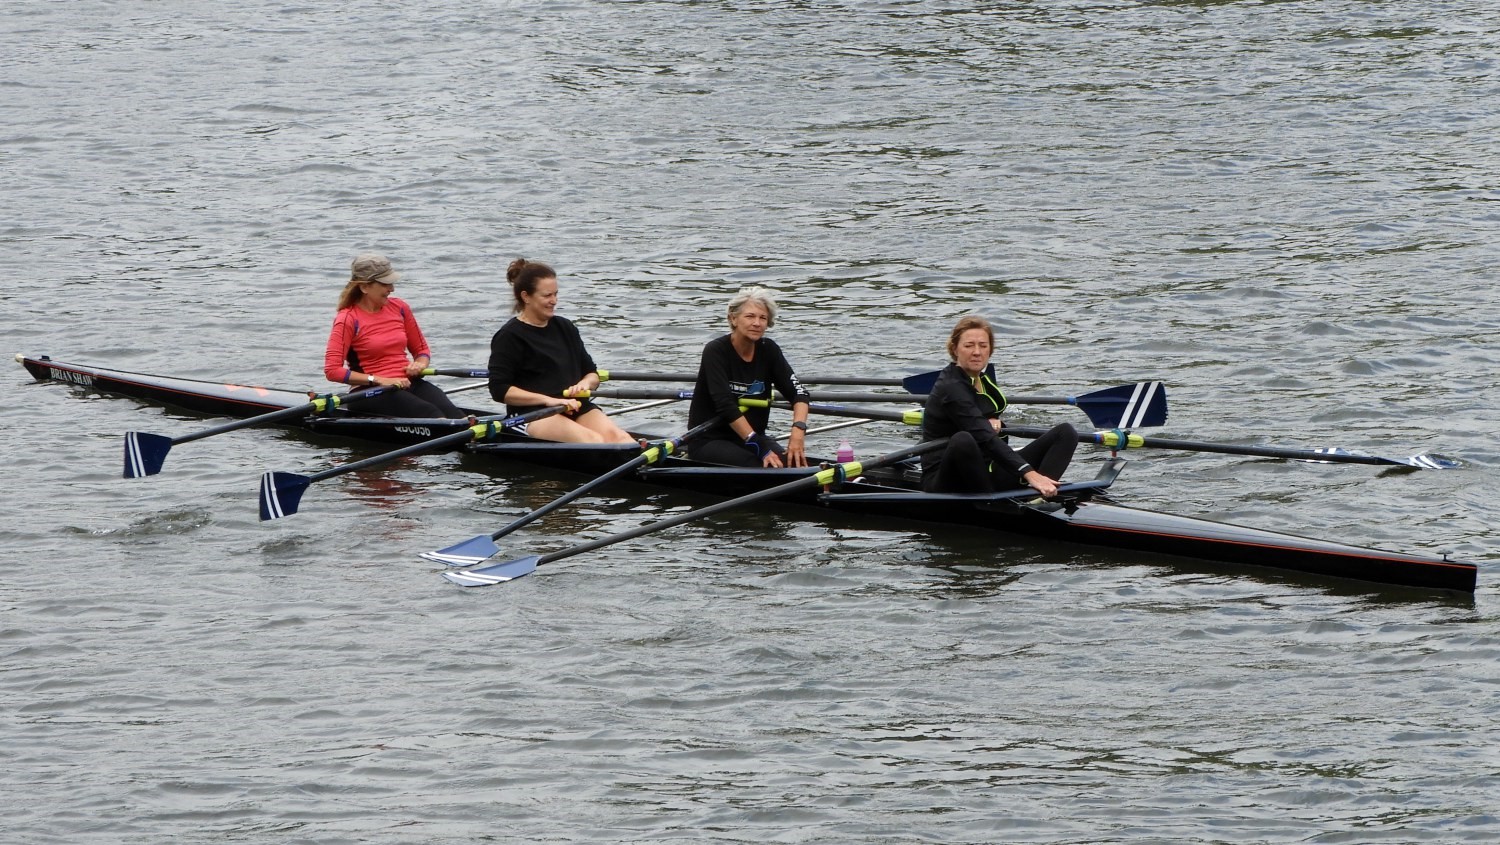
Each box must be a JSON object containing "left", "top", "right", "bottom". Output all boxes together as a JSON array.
[{"left": 16, "top": 353, "right": 1480, "bottom": 594}]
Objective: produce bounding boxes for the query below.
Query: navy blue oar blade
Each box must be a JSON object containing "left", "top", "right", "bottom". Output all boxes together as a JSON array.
[
  {"left": 260, "top": 471, "right": 312, "bottom": 521},
  {"left": 1075, "top": 381, "right": 1167, "bottom": 429},
  {"left": 900, "top": 366, "right": 962, "bottom": 395},
  {"left": 123, "top": 431, "right": 174, "bottom": 478},
  {"left": 118, "top": 387, "right": 394, "bottom": 478}
]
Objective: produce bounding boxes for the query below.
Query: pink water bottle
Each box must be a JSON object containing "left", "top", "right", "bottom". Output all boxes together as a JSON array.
[{"left": 836, "top": 439, "right": 855, "bottom": 463}]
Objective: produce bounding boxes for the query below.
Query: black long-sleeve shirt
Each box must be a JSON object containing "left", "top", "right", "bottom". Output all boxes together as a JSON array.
[
  {"left": 921, "top": 362, "right": 1033, "bottom": 477},
  {"left": 487, "top": 316, "right": 597, "bottom": 412},
  {"left": 688, "top": 334, "right": 809, "bottom": 442}
]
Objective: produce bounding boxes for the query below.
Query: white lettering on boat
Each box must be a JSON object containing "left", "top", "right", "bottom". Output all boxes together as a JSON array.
[
  {"left": 50, "top": 367, "right": 94, "bottom": 386},
  {"left": 394, "top": 426, "right": 432, "bottom": 437}
]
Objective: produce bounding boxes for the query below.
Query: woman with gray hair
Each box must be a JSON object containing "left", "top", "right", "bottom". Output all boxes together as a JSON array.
[{"left": 686, "top": 286, "right": 812, "bottom": 467}]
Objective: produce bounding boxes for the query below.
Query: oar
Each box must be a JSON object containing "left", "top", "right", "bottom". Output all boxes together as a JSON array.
[
  {"left": 123, "top": 386, "right": 401, "bottom": 479},
  {"left": 419, "top": 367, "right": 920, "bottom": 386},
  {"left": 594, "top": 368, "right": 946, "bottom": 390},
  {"left": 258, "top": 405, "right": 568, "bottom": 521},
  {"left": 422, "top": 366, "right": 1166, "bottom": 427},
  {"left": 797, "top": 403, "right": 1460, "bottom": 470},
  {"left": 440, "top": 438, "right": 950, "bottom": 587},
  {"left": 596, "top": 364, "right": 1084, "bottom": 397},
  {"left": 1068, "top": 428, "right": 1462, "bottom": 470},
  {"left": 594, "top": 369, "right": 916, "bottom": 386},
  {"left": 603, "top": 397, "right": 684, "bottom": 415},
  {"left": 434, "top": 364, "right": 1128, "bottom": 397},
  {"left": 580, "top": 380, "right": 1167, "bottom": 430},
  {"left": 421, "top": 418, "right": 721, "bottom": 567},
  {"left": 785, "top": 418, "right": 876, "bottom": 438}
]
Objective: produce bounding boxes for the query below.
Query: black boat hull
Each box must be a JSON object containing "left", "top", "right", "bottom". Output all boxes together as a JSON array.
[{"left": 18, "top": 354, "right": 1479, "bottom": 593}]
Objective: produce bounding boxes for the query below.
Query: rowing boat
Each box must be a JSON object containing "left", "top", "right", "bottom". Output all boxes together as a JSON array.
[
  {"left": 19, "top": 354, "right": 643, "bottom": 475},
  {"left": 17, "top": 354, "right": 1479, "bottom": 593}
]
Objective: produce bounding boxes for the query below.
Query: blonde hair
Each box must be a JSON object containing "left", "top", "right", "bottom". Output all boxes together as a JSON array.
[
  {"left": 336, "top": 280, "right": 367, "bottom": 311},
  {"left": 946, "top": 315, "right": 994, "bottom": 360},
  {"left": 727, "top": 286, "right": 778, "bottom": 328}
]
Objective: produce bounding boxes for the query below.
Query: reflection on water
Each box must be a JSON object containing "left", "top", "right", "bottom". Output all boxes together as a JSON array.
[{"left": 341, "top": 469, "right": 422, "bottom": 518}]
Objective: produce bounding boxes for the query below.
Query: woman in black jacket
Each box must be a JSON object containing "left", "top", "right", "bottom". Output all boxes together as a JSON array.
[
  {"left": 687, "top": 286, "right": 812, "bottom": 467},
  {"left": 921, "top": 315, "right": 1076, "bottom": 496}
]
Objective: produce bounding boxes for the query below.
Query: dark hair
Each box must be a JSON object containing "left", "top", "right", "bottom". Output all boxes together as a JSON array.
[
  {"left": 946, "top": 315, "right": 994, "bottom": 360},
  {"left": 508, "top": 258, "right": 556, "bottom": 313}
]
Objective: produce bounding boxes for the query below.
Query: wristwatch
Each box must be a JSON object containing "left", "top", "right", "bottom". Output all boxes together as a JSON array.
[
  {"left": 791, "top": 420, "right": 808, "bottom": 431},
  {"left": 368, "top": 374, "right": 377, "bottom": 385}
]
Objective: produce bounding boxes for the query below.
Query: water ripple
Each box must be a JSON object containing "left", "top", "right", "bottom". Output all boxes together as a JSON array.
[{"left": 4, "top": 1, "right": 1499, "bottom": 842}]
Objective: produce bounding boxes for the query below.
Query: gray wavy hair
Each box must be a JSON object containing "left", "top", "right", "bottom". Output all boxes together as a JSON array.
[{"left": 727, "top": 285, "right": 778, "bottom": 328}]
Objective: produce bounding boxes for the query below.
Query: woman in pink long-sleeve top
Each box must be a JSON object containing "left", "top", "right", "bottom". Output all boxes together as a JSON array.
[{"left": 323, "top": 253, "right": 465, "bottom": 419}]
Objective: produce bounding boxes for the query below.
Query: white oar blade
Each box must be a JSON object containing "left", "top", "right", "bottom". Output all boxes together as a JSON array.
[
  {"left": 441, "top": 555, "right": 541, "bottom": 587},
  {"left": 1308, "top": 448, "right": 1462, "bottom": 470},
  {"left": 123, "top": 431, "right": 173, "bottom": 478},
  {"left": 420, "top": 535, "right": 501, "bottom": 568},
  {"left": 1406, "top": 453, "right": 1462, "bottom": 470}
]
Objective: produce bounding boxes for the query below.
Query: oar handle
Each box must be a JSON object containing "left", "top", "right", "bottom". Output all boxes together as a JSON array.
[
  {"left": 569, "top": 386, "right": 768, "bottom": 410},
  {"left": 801, "top": 402, "right": 923, "bottom": 425},
  {"left": 569, "top": 387, "right": 694, "bottom": 401}
]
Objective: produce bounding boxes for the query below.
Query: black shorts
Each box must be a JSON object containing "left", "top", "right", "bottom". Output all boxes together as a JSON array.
[{"left": 506, "top": 398, "right": 602, "bottom": 418}]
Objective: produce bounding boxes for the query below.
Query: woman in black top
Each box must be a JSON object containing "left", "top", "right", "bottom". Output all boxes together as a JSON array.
[
  {"left": 921, "top": 315, "right": 1077, "bottom": 496},
  {"left": 487, "top": 259, "right": 636, "bottom": 444},
  {"left": 687, "top": 286, "right": 812, "bottom": 467}
]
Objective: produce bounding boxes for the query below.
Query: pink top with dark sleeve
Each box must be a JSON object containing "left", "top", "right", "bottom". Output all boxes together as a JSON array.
[{"left": 323, "top": 296, "right": 433, "bottom": 383}]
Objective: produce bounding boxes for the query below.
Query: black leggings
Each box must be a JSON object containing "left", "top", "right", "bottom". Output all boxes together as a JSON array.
[
  {"left": 922, "top": 423, "right": 1077, "bottom": 493},
  {"left": 351, "top": 380, "right": 466, "bottom": 419},
  {"left": 691, "top": 435, "right": 786, "bottom": 467}
]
